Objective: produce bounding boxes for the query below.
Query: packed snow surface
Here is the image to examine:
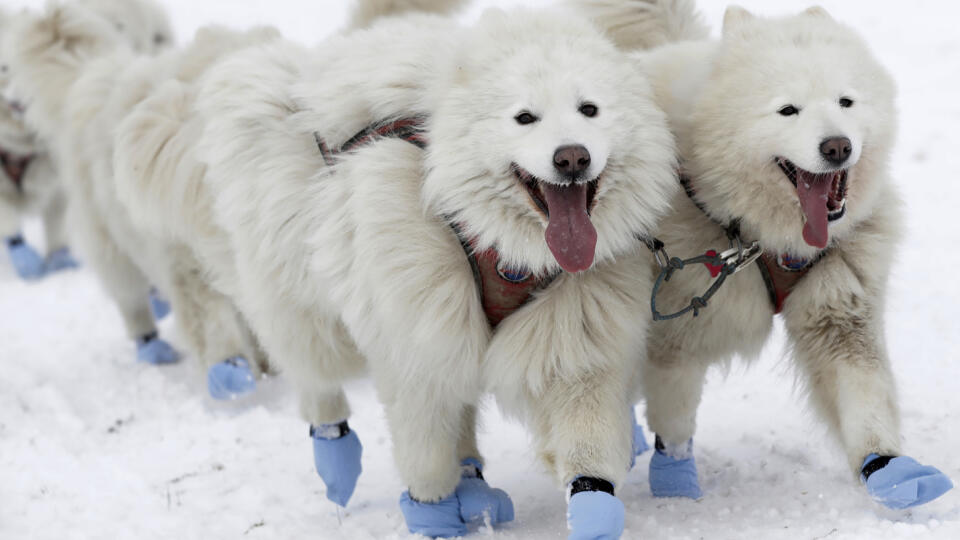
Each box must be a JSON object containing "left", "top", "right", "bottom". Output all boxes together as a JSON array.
[{"left": 1, "top": 1, "right": 958, "bottom": 538}]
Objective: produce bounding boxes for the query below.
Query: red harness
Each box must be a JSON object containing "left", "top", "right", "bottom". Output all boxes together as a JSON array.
[
  {"left": 680, "top": 174, "right": 820, "bottom": 314},
  {"left": 0, "top": 148, "right": 33, "bottom": 192},
  {"left": 315, "top": 118, "right": 557, "bottom": 328}
]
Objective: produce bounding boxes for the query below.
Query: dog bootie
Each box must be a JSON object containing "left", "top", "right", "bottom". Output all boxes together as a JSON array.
[
  {"left": 6, "top": 235, "right": 45, "bottom": 280},
  {"left": 567, "top": 478, "right": 624, "bottom": 540},
  {"left": 630, "top": 408, "right": 650, "bottom": 469},
  {"left": 149, "top": 288, "right": 171, "bottom": 320},
  {"left": 649, "top": 437, "right": 702, "bottom": 499},
  {"left": 455, "top": 458, "right": 514, "bottom": 525},
  {"left": 861, "top": 454, "right": 953, "bottom": 509},
  {"left": 207, "top": 357, "right": 257, "bottom": 400},
  {"left": 45, "top": 247, "right": 79, "bottom": 273},
  {"left": 399, "top": 491, "right": 467, "bottom": 538},
  {"left": 311, "top": 422, "right": 363, "bottom": 507},
  {"left": 135, "top": 332, "right": 179, "bottom": 365}
]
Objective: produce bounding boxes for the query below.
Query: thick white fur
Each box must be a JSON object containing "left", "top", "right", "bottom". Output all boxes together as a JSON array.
[
  {"left": 582, "top": 1, "right": 904, "bottom": 475},
  {"left": 570, "top": 0, "right": 709, "bottom": 50},
  {"left": 0, "top": 9, "right": 66, "bottom": 252},
  {"left": 118, "top": 9, "right": 677, "bottom": 502},
  {"left": 6, "top": 1, "right": 274, "bottom": 374},
  {"left": 348, "top": 0, "right": 467, "bottom": 29}
]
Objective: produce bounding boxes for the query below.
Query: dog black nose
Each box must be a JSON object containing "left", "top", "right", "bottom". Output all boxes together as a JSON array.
[
  {"left": 820, "top": 137, "right": 852, "bottom": 165},
  {"left": 553, "top": 145, "right": 591, "bottom": 179}
]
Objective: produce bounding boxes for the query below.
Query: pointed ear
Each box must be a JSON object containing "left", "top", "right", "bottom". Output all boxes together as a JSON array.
[
  {"left": 804, "top": 6, "right": 833, "bottom": 19},
  {"left": 722, "top": 5, "right": 756, "bottom": 35}
]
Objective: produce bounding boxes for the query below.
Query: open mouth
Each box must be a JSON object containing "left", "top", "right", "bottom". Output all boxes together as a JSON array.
[
  {"left": 776, "top": 158, "right": 848, "bottom": 249},
  {"left": 511, "top": 163, "right": 601, "bottom": 273},
  {"left": 512, "top": 164, "right": 600, "bottom": 218},
  {"left": 0, "top": 148, "right": 32, "bottom": 191}
]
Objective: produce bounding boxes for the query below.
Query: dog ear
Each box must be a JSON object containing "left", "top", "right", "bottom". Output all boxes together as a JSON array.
[
  {"left": 722, "top": 6, "right": 756, "bottom": 36},
  {"left": 803, "top": 6, "right": 834, "bottom": 19}
]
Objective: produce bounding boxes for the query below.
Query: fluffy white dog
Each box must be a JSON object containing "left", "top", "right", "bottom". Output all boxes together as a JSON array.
[
  {"left": 0, "top": 8, "right": 77, "bottom": 280},
  {"left": 575, "top": 0, "right": 953, "bottom": 510},
  {"left": 113, "top": 5, "right": 677, "bottom": 538},
  {"left": 5, "top": 1, "right": 277, "bottom": 399}
]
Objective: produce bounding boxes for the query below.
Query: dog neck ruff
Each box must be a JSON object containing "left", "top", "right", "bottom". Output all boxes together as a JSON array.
[
  {"left": 675, "top": 173, "right": 825, "bottom": 315},
  {"left": 313, "top": 117, "right": 558, "bottom": 328}
]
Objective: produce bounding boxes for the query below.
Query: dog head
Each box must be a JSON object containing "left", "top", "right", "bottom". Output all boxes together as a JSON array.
[
  {"left": 77, "top": 0, "right": 174, "bottom": 54},
  {"left": 688, "top": 6, "right": 896, "bottom": 256},
  {"left": 424, "top": 8, "right": 676, "bottom": 274}
]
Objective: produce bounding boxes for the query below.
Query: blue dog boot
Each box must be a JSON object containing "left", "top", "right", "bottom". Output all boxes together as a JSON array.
[
  {"left": 6, "top": 235, "right": 45, "bottom": 280},
  {"left": 399, "top": 490, "right": 467, "bottom": 538},
  {"left": 455, "top": 458, "right": 514, "bottom": 525},
  {"left": 861, "top": 454, "right": 954, "bottom": 509},
  {"left": 311, "top": 421, "right": 363, "bottom": 507},
  {"left": 567, "top": 477, "right": 624, "bottom": 540},
  {"left": 45, "top": 247, "right": 79, "bottom": 273},
  {"left": 630, "top": 408, "right": 650, "bottom": 469},
  {"left": 649, "top": 436, "right": 703, "bottom": 499},
  {"left": 207, "top": 357, "right": 257, "bottom": 400},
  {"left": 135, "top": 332, "right": 179, "bottom": 365},
  {"left": 149, "top": 288, "right": 170, "bottom": 320}
]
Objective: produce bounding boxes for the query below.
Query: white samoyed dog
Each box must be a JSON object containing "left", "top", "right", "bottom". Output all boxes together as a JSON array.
[
  {"left": 5, "top": 1, "right": 278, "bottom": 398},
  {"left": 112, "top": 4, "right": 677, "bottom": 538},
  {"left": 574, "top": 0, "right": 953, "bottom": 510}
]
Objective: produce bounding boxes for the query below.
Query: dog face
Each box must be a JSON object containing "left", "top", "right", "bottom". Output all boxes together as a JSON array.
[
  {"left": 425, "top": 9, "right": 676, "bottom": 274},
  {"left": 688, "top": 7, "right": 896, "bottom": 256}
]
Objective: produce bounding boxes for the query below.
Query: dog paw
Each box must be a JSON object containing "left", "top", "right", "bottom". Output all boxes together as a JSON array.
[
  {"left": 149, "top": 288, "right": 170, "bottom": 320},
  {"left": 862, "top": 454, "right": 954, "bottom": 509},
  {"left": 135, "top": 334, "right": 179, "bottom": 365},
  {"left": 207, "top": 357, "right": 257, "bottom": 400},
  {"left": 455, "top": 458, "right": 514, "bottom": 525},
  {"left": 567, "top": 485, "right": 624, "bottom": 540},
  {"left": 6, "top": 237, "right": 46, "bottom": 280},
  {"left": 312, "top": 422, "right": 363, "bottom": 507},
  {"left": 649, "top": 438, "right": 702, "bottom": 499},
  {"left": 45, "top": 247, "right": 79, "bottom": 273},
  {"left": 399, "top": 490, "right": 467, "bottom": 538}
]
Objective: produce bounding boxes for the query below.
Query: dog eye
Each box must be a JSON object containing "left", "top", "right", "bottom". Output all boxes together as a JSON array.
[
  {"left": 839, "top": 97, "right": 854, "bottom": 108},
  {"left": 515, "top": 112, "right": 539, "bottom": 126},
  {"left": 579, "top": 103, "right": 598, "bottom": 118},
  {"left": 778, "top": 105, "right": 800, "bottom": 116}
]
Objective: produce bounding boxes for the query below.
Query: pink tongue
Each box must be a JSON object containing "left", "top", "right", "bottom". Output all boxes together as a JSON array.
[
  {"left": 542, "top": 183, "right": 597, "bottom": 273},
  {"left": 796, "top": 171, "right": 833, "bottom": 249}
]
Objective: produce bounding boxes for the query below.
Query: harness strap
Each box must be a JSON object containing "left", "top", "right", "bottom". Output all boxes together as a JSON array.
[
  {"left": 680, "top": 172, "right": 821, "bottom": 313},
  {"left": 315, "top": 117, "right": 556, "bottom": 329},
  {"left": 0, "top": 148, "right": 34, "bottom": 192}
]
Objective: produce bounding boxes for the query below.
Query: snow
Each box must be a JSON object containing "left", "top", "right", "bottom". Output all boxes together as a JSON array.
[{"left": 1, "top": 1, "right": 958, "bottom": 539}]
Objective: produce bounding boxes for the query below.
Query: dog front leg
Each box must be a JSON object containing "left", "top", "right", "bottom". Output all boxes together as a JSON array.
[{"left": 785, "top": 253, "right": 952, "bottom": 509}]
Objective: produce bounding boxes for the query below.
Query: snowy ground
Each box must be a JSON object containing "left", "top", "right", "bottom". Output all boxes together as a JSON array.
[{"left": 1, "top": 0, "right": 959, "bottom": 538}]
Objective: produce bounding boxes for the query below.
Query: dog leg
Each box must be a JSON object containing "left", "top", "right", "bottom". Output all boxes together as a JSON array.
[
  {"left": 526, "top": 367, "right": 631, "bottom": 540},
  {"left": 40, "top": 188, "right": 78, "bottom": 273},
  {"left": 71, "top": 201, "right": 177, "bottom": 364},
  {"left": 785, "top": 238, "right": 953, "bottom": 509},
  {"left": 642, "top": 356, "right": 707, "bottom": 499},
  {"left": 454, "top": 406, "right": 514, "bottom": 526},
  {"left": 302, "top": 386, "right": 363, "bottom": 508},
  {"left": 166, "top": 251, "right": 258, "bottom": 399}
]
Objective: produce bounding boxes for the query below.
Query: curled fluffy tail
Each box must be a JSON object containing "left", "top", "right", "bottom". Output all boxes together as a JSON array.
[
  {"left": 569, "top": 0, "right": 709, "bottom": 50},
  {"left": 348, "top": 0, "right": 467, "bottom": 29}
]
